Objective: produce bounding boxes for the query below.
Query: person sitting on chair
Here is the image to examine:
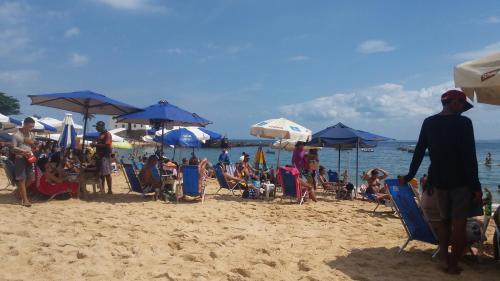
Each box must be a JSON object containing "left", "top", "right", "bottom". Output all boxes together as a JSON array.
[
  {"left": 318, "top": 166, "right": 336, "bottom": 191},
  {"left": 363, "top": 168, "right": 391, "bottom": 201},
  {"left": 299, "top": 159, "right": 318, "bottom": 202},
  {"left": 37, "top": 157, "right": 79, "bottom": 197},
  {"left": 138, "top": 155, "right": 162, "bottom": 199}
]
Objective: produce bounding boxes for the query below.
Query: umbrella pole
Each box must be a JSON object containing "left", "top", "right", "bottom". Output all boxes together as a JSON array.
[
  {"left": 172, "top": 146, "right": 176, "bottom": 160},
  {"left": 355, "top": 139, "right": 359, "bottom": 197},
  {"left": 161, "top": 122, "right": 165, "bottom": 157},
  {"left": 338, "top": 146, "right": 341, "bottom": 174},
  {"left": 81, "top": 108, "right": 89, "bottom": 152},
  {"left": 276, "top": 138, "right": 282, "bottom": 168}
]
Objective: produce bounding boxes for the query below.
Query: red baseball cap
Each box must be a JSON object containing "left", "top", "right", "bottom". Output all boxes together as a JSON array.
[{"left": 441, "top": 90, "right": 473, "bottom": 112}]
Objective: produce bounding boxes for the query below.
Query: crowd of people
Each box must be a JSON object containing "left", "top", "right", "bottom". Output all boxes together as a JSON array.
[{"left": 2, "top": 118, "right": 120, "bottom": 206}]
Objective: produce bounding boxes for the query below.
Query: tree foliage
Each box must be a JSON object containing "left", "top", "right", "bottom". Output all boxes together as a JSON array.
[{"left": 0, "top": 92, "right": 20, "bottom": 115}]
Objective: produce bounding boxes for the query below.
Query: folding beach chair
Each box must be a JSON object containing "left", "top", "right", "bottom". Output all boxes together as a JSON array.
[
  {"left": 357, "top": 183, "right": 394, "bottom": 212},
  {"left": 132, "top": 160, "right": 143, "bottom": 171},
  {"left": 278, "top": 166, "right": 307, "bottom": 205},
  {"left": 121, "top": 162, "right": 157, "bottom": 197},
  {"left": 179, "top": 165, "right": 206, "bottom": 203},
  {"left": 384, "top": 179, "right": 439, "bottom": 257},
  {"left": 214, "top": 163, "right": 242, "bottom": 195}
]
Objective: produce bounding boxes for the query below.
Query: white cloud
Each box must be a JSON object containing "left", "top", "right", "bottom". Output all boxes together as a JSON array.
[
  {"left": 64, "top": 27, "right": 80, "bottom": 38},
  {"left": 357, "top": 39, "right": 396, "bottom": 54},
  {"left": 0, "top": 1, "right": 30, "bottom": 24},
  {"left": 485, "top": 16, "right": 500, "bottom": 24},
  {"left": 280, "top": 81, "right": 454, "bottom": 123},
  {"left": 70, "top": 53, "right": 89, "bottom": 66},
  {"left": 453, "top": 42, "right": 500, "bottom": 60},
  {"left": 288, "top": 55, "right": 310, "bottom": 62},
  {"left": 164, "top": 48, "right": 187, "bottom": 55},
  {"left": 206, "top": 42, "right": 252, "bottom": 54},
  {"left": 0, "top": 69, "right": 39, "bottom": 83},
  {"left": 93, "top": 0, "right": 167, "bottom": 13}
]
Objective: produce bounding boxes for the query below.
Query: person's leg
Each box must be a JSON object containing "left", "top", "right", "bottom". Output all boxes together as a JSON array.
[
  {"left": 436, "top": 189, "right": 451, "bottom": 270},
  {"left": 105, "top": 175, "right": 112, "bottom": 194},
  {"left": 308, "top": 186, "right": 317, "bottom": 202},
  {"left": 438, "top": 219, "right": 451, "bottom": 269},
  {"left": 447, "top": 187, "right": 472, "bottom": 274},
  {"left": 448, "top": 218, "right": 466, "bottom": 274},
  {"left": 15, "top": 158, "right": 30, "bottom": 206}
]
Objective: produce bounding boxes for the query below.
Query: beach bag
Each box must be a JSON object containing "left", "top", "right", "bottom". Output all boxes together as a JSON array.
[{"left": 466, "top": 219, "right": 482, "bottom": 244}]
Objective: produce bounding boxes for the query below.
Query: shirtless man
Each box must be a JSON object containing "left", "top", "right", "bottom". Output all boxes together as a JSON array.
[
  {"left": 138, "top": 155, "right": 162, "bottom": 200},
  {"left": 12, "top": 117, "right": 36, "bottom": 207},
  {"left": 363, "top": 168, "right": 390, "bottom": 201}
]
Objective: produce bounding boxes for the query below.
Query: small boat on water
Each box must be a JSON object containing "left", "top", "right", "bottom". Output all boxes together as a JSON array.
[
  {"left": 361, "top": 148, "right": 374, "bottom": 152},
  {"left": 265, "top": 149, "right": 275, "bottom": 154}
]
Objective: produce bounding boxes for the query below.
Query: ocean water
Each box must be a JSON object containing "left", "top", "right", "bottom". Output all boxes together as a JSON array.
[{"left": 118, "top": 141, "right": 500, "bottom": 203}]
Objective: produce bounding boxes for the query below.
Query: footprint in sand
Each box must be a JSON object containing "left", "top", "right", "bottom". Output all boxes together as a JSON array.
[
  {"left": 232, "top": 235, "right": 245, "bottom": 240},
  {"left": 181, "top": 254, "right": 204, "bottom": 262},
  {"left": 209, "top": 251, "right": 218, "bottom": 259},
  {"left": 168, "top": 241, "right": 182, "bottom": 250},
  {"left": 260, "top": 259, "right": 277, "bottom": 268},
  {"left": 231, "top": 268, "right": 251, "bottom": 278},
  {"left": 298, "top": 259, "right": 312, "bottom": 272}
]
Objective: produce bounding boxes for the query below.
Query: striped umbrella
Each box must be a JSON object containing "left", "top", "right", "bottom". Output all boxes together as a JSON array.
[
  {"left": 254, "top": 146, "right": 267, "bottom": 172},
  {"left": 58, "top": 114, "right": 77, "bottom": 149}
]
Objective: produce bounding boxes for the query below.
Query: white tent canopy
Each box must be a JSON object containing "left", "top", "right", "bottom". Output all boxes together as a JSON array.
[{"left": 454, "top": 52, "right": 500, "bottom": 105}]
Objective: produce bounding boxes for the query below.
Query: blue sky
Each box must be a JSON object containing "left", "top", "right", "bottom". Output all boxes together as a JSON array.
[{"left": 2, "top": 0, "right": 500, "bottom": 139}]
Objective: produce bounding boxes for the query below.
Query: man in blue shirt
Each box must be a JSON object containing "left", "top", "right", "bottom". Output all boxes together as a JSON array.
[
  {"left": 218, "top": 148, "right": 231, "bottom": 165},
  {"left": 399, "top": 90, "right": 482, "bottom": 274}
]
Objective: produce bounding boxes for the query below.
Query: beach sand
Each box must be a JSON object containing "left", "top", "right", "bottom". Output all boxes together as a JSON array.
[{"left": 0, "top": 170, "right": 498, "bottom": 281}]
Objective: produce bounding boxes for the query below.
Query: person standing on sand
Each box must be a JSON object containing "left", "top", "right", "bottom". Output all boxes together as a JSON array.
[
  {"left": 91, "top": 121, "right": 113, "bottom": 194},
  {"left": 292, "top": 141, "right": 306, "bottom": 171},
  {"left": 399, "top": 90, "right": 482, "bottom": 275},
  {"left": 12, "top": 117, "right": 36, "bottom": 207}
]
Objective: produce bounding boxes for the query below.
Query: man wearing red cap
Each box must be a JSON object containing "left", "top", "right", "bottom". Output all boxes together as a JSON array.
[{"left": 399, "top": 89, "right": 482, "bottom": 274}]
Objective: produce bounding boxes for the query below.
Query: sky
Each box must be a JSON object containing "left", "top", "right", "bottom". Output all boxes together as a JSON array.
[{"left": 1, "top": 0, "right": 500, "bottom": 139}]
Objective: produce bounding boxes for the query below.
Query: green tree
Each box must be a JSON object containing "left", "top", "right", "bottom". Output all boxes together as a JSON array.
[{"left": 0, "top": 92, "right": 21, "bottom": 115}]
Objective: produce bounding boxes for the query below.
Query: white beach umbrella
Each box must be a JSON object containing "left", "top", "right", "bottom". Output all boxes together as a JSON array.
[
  {"left": 270, "top": 139, "right": 321, "bottom": 152},
  {"left": 250, "top": 118, "right": 312, "bottom": 167},
  {"left": 0, "top": 113, "right": 22, "bottom": 130},
  {"left": 39, "top": 116, "right": 83, "bottom": 132},
  {"left": 250, "top": 118, "right": 311, "bottom": 141},
  {"left": 454, "top": 52, "right": 500, "bottom": 105}
]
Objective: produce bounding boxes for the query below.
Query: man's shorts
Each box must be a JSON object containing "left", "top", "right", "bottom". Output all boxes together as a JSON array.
[
  {"left": 14, "top": 157, "right": 34, "bottom": 181},
  {"left": 435, "top": 187, "right": 479, "bottom": 220},
  {"left": 99, "top": 157, "right": 112, "bottom": 176}
]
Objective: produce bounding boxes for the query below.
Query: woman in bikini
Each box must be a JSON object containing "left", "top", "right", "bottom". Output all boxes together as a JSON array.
[{"left": 363, "top": 168, "right": 391, "bottom": 201}]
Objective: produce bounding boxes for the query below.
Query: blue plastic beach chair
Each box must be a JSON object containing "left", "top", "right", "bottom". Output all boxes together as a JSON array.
[
  {"left": 328, "top": 170, "right": 338, "bottom": 182},
  {"left": 384, "top": 179, "right": 439, "bottom": 257},
  {"left": 180, "top": 165, "right": 205, "bottom": 203},
  {"left": 1, "top": 158, "right": 16, "bottom": 190},
  {"left": 121, "top": 162, "right": 157, "bottom": 197},
  {"left": 214, "top": 163, "right": 242, "bottom": 195},
  {"left": 279, "top": 167, "right": 307, "bottom": 205}
]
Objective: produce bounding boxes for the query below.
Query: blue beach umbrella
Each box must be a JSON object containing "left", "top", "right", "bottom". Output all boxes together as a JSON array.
[
  {"left": 308, "top": 122, "right": 393, "bottom": 189},
  {"left": 58, "top": 114, "right": 77, "bottom": 149},
  {"left": 153, "top": 128, "right": 201, "bottom": 148},
  {"left": 198, "top": 127, "right": 222, "bottom": 140},
  {"left": 116, "top": 100, "right": 211, "bottom": 155},
  {"left": 28, "top": 91, "right": 139, "bottom": 150}
]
